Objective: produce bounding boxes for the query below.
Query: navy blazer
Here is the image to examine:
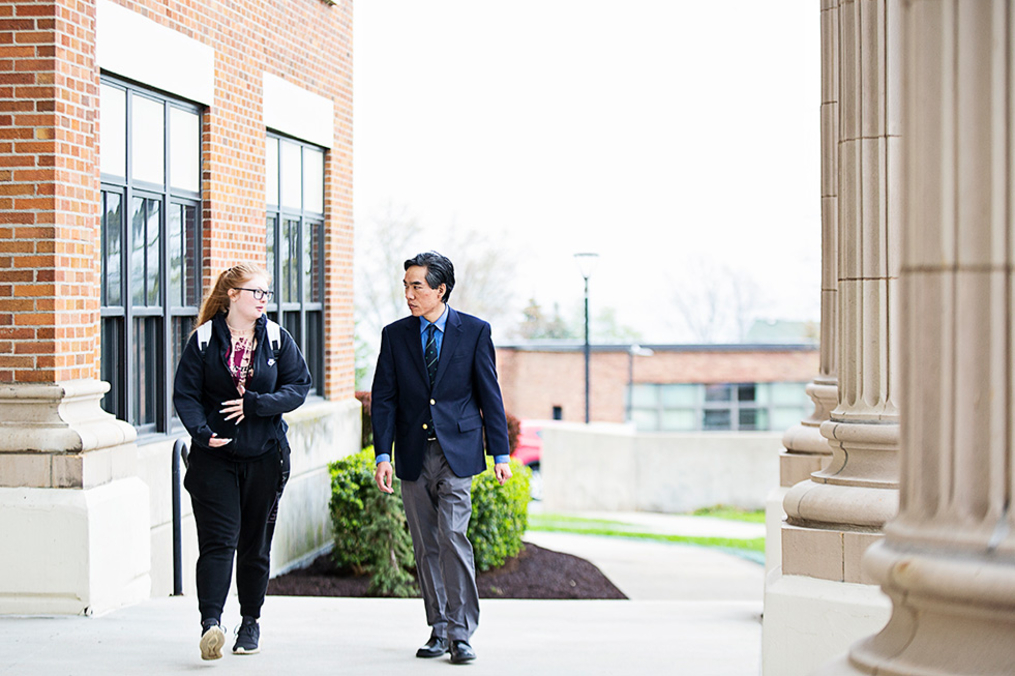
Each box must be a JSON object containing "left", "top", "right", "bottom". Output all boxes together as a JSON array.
[{"left": 371, "top": 306, "right": 510, "bottom": 481}]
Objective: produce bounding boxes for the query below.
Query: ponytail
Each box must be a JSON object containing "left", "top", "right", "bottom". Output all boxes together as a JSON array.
[{"left": 194, "top": 263, "right": 270, "bottom": 330}]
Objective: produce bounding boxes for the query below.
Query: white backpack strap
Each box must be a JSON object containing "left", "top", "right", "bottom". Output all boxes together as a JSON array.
[
  {"left": 265, "top": 319, "right": 282, "bottom": 359},
  {"left": 196, "top": 320, "right": 213, "bottom": 356}
]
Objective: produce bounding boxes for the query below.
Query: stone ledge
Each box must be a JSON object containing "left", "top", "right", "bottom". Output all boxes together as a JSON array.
[{"left": 0, "top": 379, "right": 136, "bottom": 454}]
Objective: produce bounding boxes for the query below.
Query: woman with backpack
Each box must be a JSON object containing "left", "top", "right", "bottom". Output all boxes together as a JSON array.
[{"left": 173, "top": 263, "right": 312, "bottom": 661}]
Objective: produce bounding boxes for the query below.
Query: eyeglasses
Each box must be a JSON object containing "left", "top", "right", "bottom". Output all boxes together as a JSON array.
[{"left": 235, "top": 288, "right": 275, "bottom": 302}]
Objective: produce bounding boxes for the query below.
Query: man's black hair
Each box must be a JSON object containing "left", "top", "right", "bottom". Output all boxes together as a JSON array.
[{"left": 404, "top": 251, "right": 455, "bottom": 303}]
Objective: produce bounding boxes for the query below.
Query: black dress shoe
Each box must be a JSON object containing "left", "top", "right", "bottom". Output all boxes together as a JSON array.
[
  {"left": 449, "top": 640, "right": 476, "bottom": 664},
  {"left": 416, "top": 636, "right": 449, "bottom": 658}
]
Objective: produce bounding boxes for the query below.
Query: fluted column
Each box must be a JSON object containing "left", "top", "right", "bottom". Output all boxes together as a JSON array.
[
  {"left": 821, "top": 1, "right": 1015, "bottom": 673},
  {"left": 780, "top": 0, "right": 841, "bottom": 488},
  {"left": 783, "top": 0, "right": 901, "bottom": 566}
]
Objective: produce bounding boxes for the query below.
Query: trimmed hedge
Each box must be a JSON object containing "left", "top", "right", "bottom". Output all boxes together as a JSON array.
[{"left": 328, "top": 449, "right": 529, "bottom": 596}]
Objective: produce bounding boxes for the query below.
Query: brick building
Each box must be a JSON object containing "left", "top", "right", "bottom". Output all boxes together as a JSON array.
[
  {"left": 496, "top": 342, "right": 819, "bottom": 432},
  {"left": 0, "top": 0, "right": 359, "bottom": 615}
]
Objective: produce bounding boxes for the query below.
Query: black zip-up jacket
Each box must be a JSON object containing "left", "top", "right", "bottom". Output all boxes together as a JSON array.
[{"left": 173, "top": 312, "right": 312, "bottom": 460}]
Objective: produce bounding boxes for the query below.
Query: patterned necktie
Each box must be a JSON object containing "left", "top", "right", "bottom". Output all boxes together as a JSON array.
[
  {"left": 424, "top": 324, "right": 438, "bottom": 438},
  {"left": 424, "top": 324, "right": 439, "bottom": 388}
]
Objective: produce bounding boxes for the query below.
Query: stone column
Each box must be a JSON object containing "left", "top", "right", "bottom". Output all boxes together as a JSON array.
[
  {"left": 763, "top": 2, "right": 899, "bottom": 673},
  {"left": 783, "top": 0, "right": 901, "bottom": 570},
  {"left": 765, "top": 0, "right": 841, "bottom": 579},
  {"left": 0, "top": 2, "right": 150, "bottom": 615},
  {"left": 820, "top": 1, "right": 1015, "bottom": 673},
  {"left": 779, "top": 0, "right": 840, "bottom": 489}
]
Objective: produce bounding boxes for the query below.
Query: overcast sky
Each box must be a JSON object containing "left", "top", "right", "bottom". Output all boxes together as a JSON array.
[{"left": 353, "top": 1, "right": 821, "bottom": 343}]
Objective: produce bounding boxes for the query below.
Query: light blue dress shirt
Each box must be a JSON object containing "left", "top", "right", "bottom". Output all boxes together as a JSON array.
[{"left": 377, "top": 305, "right": 509, "bottom": 466}]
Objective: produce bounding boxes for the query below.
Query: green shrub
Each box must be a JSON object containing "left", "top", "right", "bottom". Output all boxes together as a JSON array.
[
  {"left": 328, "top": 450, "right": 531, "bottom": 593},
  {"left": 360, "top": 488, "right": 416, "bottom": 597},
  {"left": 468, "top": 457, "right": 530, "bottom": 571},
  {"left": 328, "top": 448, "right": 416, "bottom": 596},
  {"left": 328, "top": 448, "right": 377, "bottom": 573}
]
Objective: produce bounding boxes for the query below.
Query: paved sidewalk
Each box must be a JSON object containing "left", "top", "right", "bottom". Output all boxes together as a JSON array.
[
  {"left": 1, "top": 595, "right": 761, "bottom": 676},
  {"left": 0, "top": 513, "right": 764, "bottom": 675},
  {"left": 526, "top": 531, "right": 764, "bottom": 602}
]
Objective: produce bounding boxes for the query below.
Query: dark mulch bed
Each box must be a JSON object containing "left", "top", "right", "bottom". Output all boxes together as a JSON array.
[{"left": 267, "top": 542, "right": 627, "bottom": 600}]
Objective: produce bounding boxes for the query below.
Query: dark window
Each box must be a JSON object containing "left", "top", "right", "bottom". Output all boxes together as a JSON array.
[
  {"left": 552, "top": 406, "right": 563, "bottom": 420},
  {"left": 265, "top": 134, "right": 325, "bottom": 396},
  {"left": 99, "top": 77, "right": 202, "bottom": 434},
  {"left": 703, "top": 409, "right": 732, "bottom": 430}
]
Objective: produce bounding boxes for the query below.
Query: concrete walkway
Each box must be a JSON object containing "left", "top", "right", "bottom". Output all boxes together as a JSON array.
[
  {"left": 0, "top": 514, "right": 764, "bottom": 676},
  {"left": 527, "top": 530, "right": 764, "bottom": 602}
]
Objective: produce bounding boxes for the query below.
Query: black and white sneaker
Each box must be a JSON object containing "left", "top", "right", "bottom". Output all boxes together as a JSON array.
[
  {"left": 199, "top": 619, "right": 225, "bottom": 661},
  {"left": 232, "top": 616, "right": 260, "bottom": 655}
]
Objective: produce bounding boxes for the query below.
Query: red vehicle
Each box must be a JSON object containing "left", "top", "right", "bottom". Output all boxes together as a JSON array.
[{"left": 510, "top": 420, "right": 544, "bottom": 500}]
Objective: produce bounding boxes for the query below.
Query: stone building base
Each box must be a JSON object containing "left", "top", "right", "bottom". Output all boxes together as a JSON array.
[
  {"left": 0, "top": 478, "right": 151, "bottom": 616},
  {"left": 762, "top": 569, "right": 890, "bottom": 676},
  {"left": 764, "top": 486, "right": 788, "bottom": 579}
]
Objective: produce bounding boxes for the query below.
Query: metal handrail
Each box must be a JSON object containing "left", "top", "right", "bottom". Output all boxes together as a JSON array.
[{"left": 171, "top": 438, "right": 189, "bottom": 596}]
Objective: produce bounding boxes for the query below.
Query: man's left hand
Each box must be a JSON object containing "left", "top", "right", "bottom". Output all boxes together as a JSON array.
[{"left": 494, "top": 462, "right": 512, "bottom": 485}]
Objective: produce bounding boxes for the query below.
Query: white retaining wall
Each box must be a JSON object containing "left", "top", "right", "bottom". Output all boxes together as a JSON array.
[{"left": 540, "top": 423, "right": 782, "bottom": 513}]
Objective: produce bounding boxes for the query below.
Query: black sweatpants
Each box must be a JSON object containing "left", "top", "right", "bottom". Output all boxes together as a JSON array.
[{"left": 184, "top": 447, "right": 282, "bottom": 623}]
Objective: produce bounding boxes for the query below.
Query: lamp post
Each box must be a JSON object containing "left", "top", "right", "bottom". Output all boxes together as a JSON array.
[
  {"left": 626, "top": 344, "right": 655, "bottom": 423},
  {"left": 573, "top": 252, "right": 599, "bottom": 423}
]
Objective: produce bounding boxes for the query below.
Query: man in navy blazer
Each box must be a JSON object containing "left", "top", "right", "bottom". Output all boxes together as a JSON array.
[{"left": 371, "top": 251, "right": 511, "bottom": 665}]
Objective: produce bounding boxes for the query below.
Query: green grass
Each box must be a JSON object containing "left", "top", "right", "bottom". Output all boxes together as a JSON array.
[
  {"left": 689, "top": 505, "right": 766, "bottom": 523},
  {"left": 529, "top": 514, "right": 632, "bottom": 530},
  {"left": 528, "top": 513, "right": 764, "bottom": 554}
]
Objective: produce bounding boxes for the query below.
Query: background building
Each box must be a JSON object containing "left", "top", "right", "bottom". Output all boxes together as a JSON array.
[
  {"left": 0, "top": 0, "right": 358, "bottom": 615},
  {"left": 496, "top": 342, "right": 818, "bottom": 430}
]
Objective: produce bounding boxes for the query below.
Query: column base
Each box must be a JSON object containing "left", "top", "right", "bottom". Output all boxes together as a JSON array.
[
  {"left": 821, "top": 540, "right": 1015, "bottom": 676},
  {"left": 0, "top": 380, "right": 135, "bottom": 455},
  {"left": 781, "top": 522, "right": 882, "bottom": 584},
  {"left": 781, "top": 379, "right": 835, "bottom": 486},
  {"left": 0, "top": 478, "right": 151, "bottom": 615},
  {"left": 785, "top": 480, "right": 899, "bottom": 530},
  {"left": 780, "top": 448, "right": 830, "bottom": 488},
  {"left": 762, "top": 568, "right": 890, "bottom": 676}
]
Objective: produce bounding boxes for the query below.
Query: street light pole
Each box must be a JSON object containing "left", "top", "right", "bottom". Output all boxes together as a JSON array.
[{"left": 573, "top": 253, "right": 599, "bottom": 424}]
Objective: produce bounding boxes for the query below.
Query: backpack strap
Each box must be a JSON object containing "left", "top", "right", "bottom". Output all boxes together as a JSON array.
[
  {"left": 196, "top": 320, "right": 213, "bottom": 357},
  {"left": 265, "top": 318, "right": 282, "bottom": 360},
  {"left": 197, "top": 318, "right": 281, "bottom": 360}
]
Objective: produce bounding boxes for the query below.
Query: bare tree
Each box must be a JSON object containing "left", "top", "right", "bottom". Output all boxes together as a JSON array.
[
  {"left": 354, "top": 203, "right": 518, "bottom": 385},
  {"left": 438, "top": 222, "right": 517, "bottom": 329},
  {"left": 355, "top": 201, "right": 425, "bottom": 339},
  {"left": 671, "top": 259, "right": 727, "bottom": 343},
  {"left": 515, "top": 299, "right": 576, "bottom": 340},
  {"left": 670, "top": 261, "right": 762, "bottom": 343},
  {"left": 729, "top": 270, "right": 761, "bottom": 342}
]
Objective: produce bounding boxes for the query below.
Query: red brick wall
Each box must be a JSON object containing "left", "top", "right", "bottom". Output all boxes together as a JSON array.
[
  {"left": 0, "top": 0, "right": 100, "bottom": 384},
  {"left": 496, "top": 347, "right": 820, "bottom": 423},
  {"left": 0, "top": 0, "right": 355, "bottom": 400}
]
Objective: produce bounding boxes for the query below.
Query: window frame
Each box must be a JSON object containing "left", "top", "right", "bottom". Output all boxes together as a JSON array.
[
  {"left": 99, "top": 75, "right": 203, "bottom": 437},
  {"left": 265, "top": 132, "right": 326, "bottom": 397},
  {"left": 628, "top": 382, "right": 810, "bottom": 432}
]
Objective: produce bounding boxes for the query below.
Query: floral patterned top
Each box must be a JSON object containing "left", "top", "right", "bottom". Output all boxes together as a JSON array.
[{"left": 227, "top": 335, "right": 256, "bottom": 395}]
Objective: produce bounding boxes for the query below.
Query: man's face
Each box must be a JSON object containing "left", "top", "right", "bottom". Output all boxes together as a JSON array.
[{"left": 404, "top": 265, "right": 445, "bottom": 319}]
